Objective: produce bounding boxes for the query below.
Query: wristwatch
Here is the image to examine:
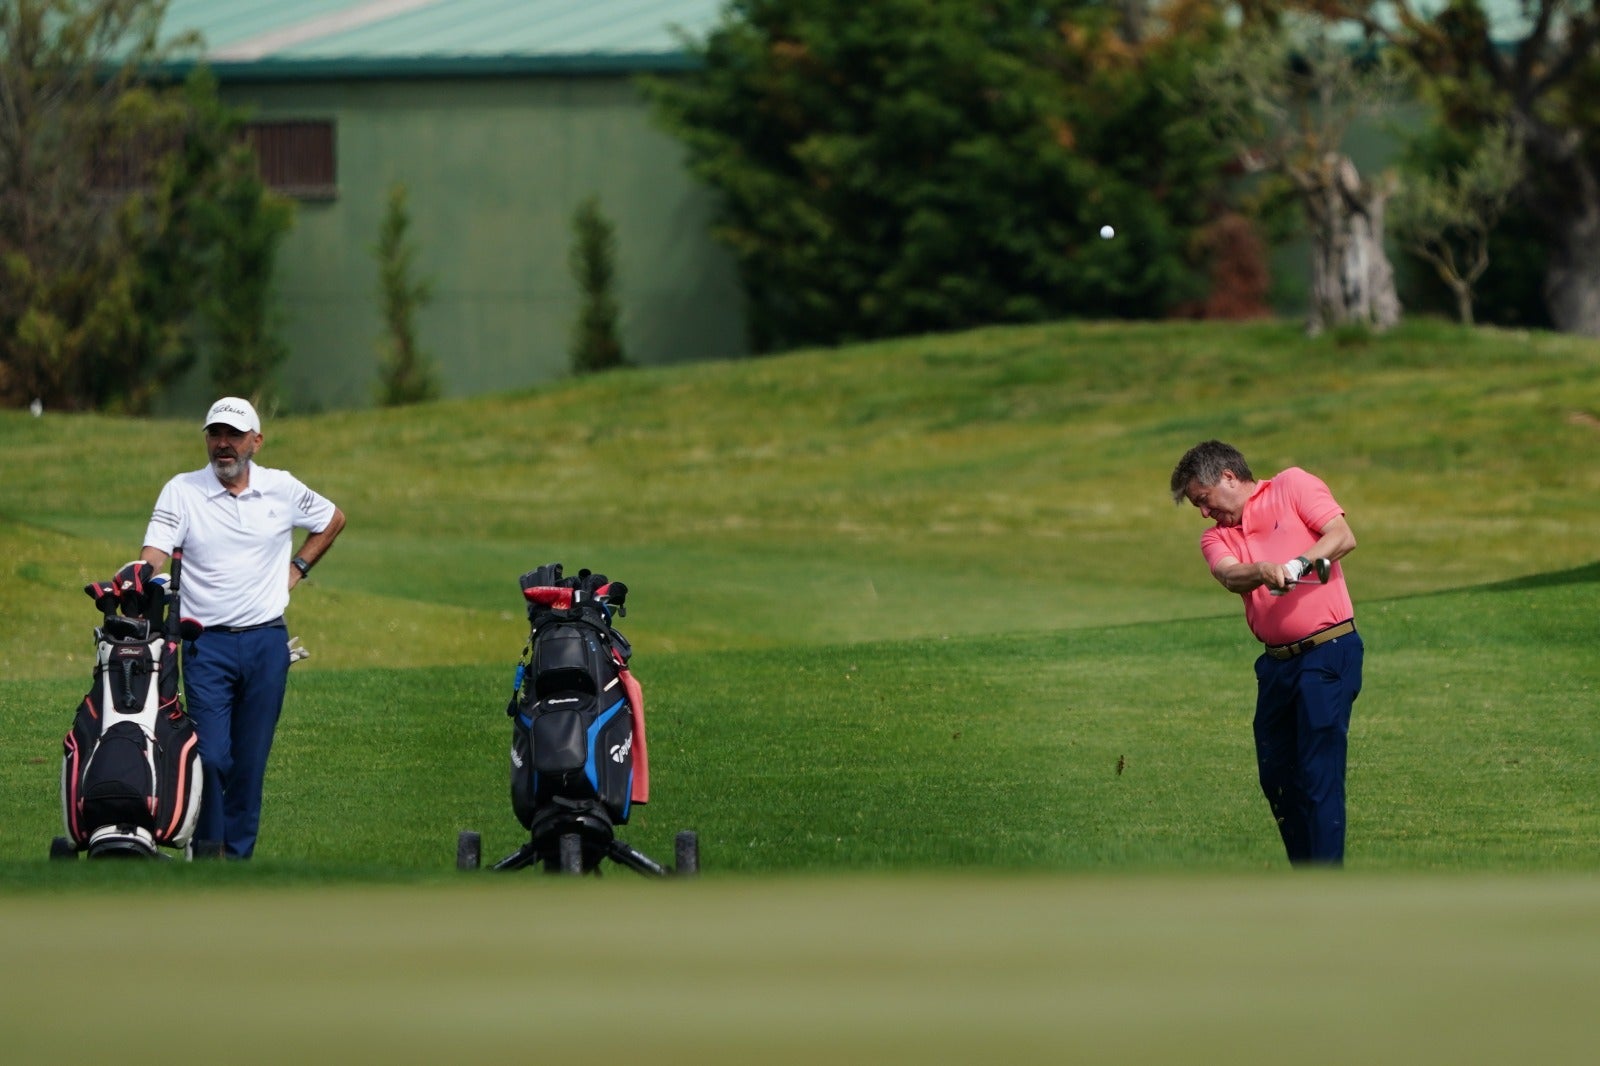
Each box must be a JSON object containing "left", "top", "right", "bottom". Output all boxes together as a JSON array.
[{"left": 291, "top": 556, "right": 312, "bottom": 577}]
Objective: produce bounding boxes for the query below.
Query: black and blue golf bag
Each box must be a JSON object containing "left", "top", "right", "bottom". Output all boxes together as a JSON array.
[
  {"left": 501, "top": 563, "right": 650, "bottom": 871},
  {"left": 57, "top": 559, "right": 203, "bottom": 860}
]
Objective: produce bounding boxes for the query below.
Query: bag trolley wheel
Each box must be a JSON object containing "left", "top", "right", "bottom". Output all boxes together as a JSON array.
[
  {"left": 456, "top": 830, "right": 481, "bottom": 871},
  {"left": 674, "top": 830, "right": 699, "bottom": 876}
]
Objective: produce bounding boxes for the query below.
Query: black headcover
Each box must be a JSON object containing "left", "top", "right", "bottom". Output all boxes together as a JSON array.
[
  {"left": 519, "top": 562, "right": 564, "bottom": 593},
  {"left": 85, "top": 561, "right": 161, "bottom": 621}
]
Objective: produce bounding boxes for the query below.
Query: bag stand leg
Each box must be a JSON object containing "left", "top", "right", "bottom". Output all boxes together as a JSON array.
[
  {"left": 606, "top": 839, "right": 668, "bottom": 877},
  {"left": 470, "top": 830, "right": 697, "bottom": 877},
  {"left": 488, "top": 841, "right": 540, "bottom": 871}
]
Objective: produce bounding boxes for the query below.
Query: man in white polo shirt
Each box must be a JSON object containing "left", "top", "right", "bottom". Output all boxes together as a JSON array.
[{"left": 136, "top": 396, "right": 345, "bottom": 859}]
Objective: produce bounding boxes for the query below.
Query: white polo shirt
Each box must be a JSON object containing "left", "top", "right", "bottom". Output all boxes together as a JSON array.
[{"left": 143, "top": 464, "right": 338, "bottom": 629}]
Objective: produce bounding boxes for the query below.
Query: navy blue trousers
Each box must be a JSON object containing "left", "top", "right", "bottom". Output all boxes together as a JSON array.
[
  {"left": 182, "top": 627, "right": 290, "bottom": 859},
  {"left": 1252, "top": 630, "right": 1363, "bottom": 866}
]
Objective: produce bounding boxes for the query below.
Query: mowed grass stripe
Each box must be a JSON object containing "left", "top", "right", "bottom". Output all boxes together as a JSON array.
[{"left": 3, "top": 573, "right": 1596, "bottom": 876}]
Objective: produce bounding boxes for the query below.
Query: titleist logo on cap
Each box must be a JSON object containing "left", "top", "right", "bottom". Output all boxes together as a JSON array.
[{"left": 203, "top": 396, "right": 260, "bottom": 433}]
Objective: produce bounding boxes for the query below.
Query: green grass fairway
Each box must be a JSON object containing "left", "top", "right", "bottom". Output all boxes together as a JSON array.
[
  {"left": 3, "top": 319, "right": 1598, "bottom": 1058},
  {"left": 4, "top": 875, "right": 1598, "bottom": 1065}
]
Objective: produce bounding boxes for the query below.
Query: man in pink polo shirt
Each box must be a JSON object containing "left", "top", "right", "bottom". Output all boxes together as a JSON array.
[{"left": 1170, "top": 440, "right": 1362, "bottom": 866}]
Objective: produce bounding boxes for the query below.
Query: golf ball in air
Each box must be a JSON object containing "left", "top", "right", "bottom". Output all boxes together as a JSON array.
[{"left": 1099, "top": 225, "right": 1115, "bottom": 239}]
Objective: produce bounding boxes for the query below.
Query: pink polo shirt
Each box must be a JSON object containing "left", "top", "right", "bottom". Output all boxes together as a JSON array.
[{"left": 1199, "top": 467, "right": 1354, "bottom": 646}]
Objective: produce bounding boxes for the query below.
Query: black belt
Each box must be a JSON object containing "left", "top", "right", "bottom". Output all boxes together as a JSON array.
[
  {"left": 206, "top": 616, "right": 286, "bottom": 634},
  {"left": 1265, "top": 620, "right": 1355, "bottom": 661}
]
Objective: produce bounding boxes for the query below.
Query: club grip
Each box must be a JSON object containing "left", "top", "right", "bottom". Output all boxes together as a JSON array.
[{"left": 166, "top": 549, "right": 184, "bottom": 640}]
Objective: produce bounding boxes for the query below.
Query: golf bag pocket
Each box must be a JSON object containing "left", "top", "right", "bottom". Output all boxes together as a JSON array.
[
  {"left": 532, "top": 707, "right": 589, "bottom": 771},
  {"left": 75, "top": 721, "right": 154, "bottom": 829},
  {"left": 532, "top": 627, "right": 612, "bottom": 697},
  {"left": 510, "top": 694, "right": 635, "bottom": 830}
]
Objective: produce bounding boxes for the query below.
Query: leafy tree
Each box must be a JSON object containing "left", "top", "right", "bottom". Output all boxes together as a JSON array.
[
  {"left": 1054, "top": 2, "right": 1248, "bottom": 317},
  {"left": 1, "top": 0, "right": 292, "bottom": 411},
  {"left": 568, "top": 194, "right": 626, "bottom": 375},
  {"left": 200, "top": 155, "right": 294, "bottom": 401},
  {"left": 0, "top": 0, "right": 191, "bottom": 410},
  {"left": 1194, "top": 16, "right": 1404, "bottom": 334},
  {"left": 1192, "top": 211, "right": 1273, "bottom": 318},
  {"left": 647, "top": 0, "right": 1236, "bottom": 352},
  {"left": 1307, "top": 0, "right": 1600, "bottom": 335},
  {"left": 173, "top": 70, "right": 295, "bottom": 402},
  {"left": 103, "top": 67, "right": 294, "bottom": 410},
  {"left": 105, "top": 74, "right": 215, "bottom": 413},
  {"left": 373, "top": 182, "right": 439, "bottom": 406},
  {"left": 1390, "top": 124, "right": 1523, "bottom": 325}
]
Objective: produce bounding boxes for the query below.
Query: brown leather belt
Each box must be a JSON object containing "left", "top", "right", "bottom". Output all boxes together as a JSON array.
[{"left": 1265, "top": 620, "right": 1356, "bottom": 661}]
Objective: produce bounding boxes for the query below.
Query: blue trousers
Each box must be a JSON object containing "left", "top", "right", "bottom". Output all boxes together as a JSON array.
[
  {"left": 182, "top": 627, "right": 290, "bottom": 859},
  {"left": 1252, "top": 630, "right": 1363, "bottom": 866}
]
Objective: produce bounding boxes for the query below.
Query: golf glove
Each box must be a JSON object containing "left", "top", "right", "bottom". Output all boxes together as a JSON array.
[
  {"left": 1269, "top": 558, "right": 1304, "bottom": 596},
  {"left": 288, "top": 635, "right": 310, "bottom": 665}
]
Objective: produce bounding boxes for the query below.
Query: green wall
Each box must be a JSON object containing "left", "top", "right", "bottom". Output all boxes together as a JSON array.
[{"left": 168, "top": 74, "right": 746, "bottom": 414}]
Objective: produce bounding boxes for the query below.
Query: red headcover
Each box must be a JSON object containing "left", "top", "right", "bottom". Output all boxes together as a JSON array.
[{"left": 522, "top": 586, "right": 574, "bottom": 609}]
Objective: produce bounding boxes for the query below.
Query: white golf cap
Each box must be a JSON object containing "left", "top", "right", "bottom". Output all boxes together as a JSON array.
[{"left": 202, "top": 396, "right": 260, "bottom": 433}]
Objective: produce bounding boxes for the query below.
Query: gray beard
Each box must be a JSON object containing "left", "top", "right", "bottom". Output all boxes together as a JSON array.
[{"left": 212, "top": 454, "right": 251, "bottom": 482}]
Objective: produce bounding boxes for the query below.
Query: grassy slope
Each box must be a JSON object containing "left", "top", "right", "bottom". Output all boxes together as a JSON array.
[{"left": 3, "top": 319, "right": 1597, "bottom": 677}]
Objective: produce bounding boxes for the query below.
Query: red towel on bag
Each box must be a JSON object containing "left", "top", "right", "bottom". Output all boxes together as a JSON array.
[{"left": 620, "top": 667, "right": 649, "bottom": 804}]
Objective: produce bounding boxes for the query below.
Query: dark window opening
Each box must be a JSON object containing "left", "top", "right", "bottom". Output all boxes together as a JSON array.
[
  {"left": 245, "top": 120, "right": 337, "bottom": 200},
  {"left": 88, "top": 119, "right": 337, "bottom": 201}
]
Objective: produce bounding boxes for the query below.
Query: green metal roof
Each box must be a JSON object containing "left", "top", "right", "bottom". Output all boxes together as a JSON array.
[
  {"left": 158, "top": 1, "right": 1539, "bottom": 81},
  {"left": 160, "top": 0, "right": 727, "bottom": 79}
]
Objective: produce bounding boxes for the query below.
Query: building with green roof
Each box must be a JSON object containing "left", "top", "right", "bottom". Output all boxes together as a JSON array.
[
  {"left": 149, "top": 2, "right": 1550, "bottom": 410},
  {"left": 157, "top": 0, "right": 742, "bottom": 412}
]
